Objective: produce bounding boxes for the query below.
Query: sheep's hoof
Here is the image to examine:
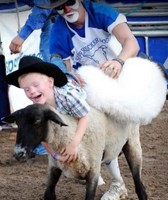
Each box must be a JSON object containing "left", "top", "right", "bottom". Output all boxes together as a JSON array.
[{"left": 101, "top": 181, "right": 128, "bottom": 200}]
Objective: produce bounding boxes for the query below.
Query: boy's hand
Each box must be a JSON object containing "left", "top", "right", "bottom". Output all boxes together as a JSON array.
[
  {"left": 60, "top": 142, "right": 78, "bottom": 163},
  {"left": 74, "top": 73, "right": 86, "bottom": 87}
]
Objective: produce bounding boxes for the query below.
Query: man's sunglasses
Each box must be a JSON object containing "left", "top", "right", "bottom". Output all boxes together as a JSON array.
[{"left": 55, "top": 0, "right": 76, "bottom": 11}]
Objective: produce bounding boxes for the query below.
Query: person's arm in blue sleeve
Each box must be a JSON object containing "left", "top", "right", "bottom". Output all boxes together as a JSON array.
[
  {"left": 19, "top": 6, "right": 52, "bottom": 39},
  {"left": 9, "top": 5, "right": 52, "bottom": 53}
]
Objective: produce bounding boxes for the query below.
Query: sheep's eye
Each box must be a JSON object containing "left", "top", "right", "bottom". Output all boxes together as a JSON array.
[{"left": 34, "top": 119, "right": 41, "bottom": 125}]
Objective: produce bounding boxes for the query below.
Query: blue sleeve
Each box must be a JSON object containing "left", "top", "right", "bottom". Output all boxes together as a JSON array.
[
  {"left": 49, "top": 17, "right": 74, "bottom": 60},
  {"left": 19, "top": 6, "right": 52, "bottom": 40},
  {"left": 85, "top": 2, "right": 120, "bottom": 32}
]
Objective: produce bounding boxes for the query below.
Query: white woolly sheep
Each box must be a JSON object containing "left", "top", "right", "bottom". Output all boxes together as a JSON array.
[
  {"left": 77, "top": 57, "right": 167, "bottom": 125},
  {"left": 2, "top": 103, "right": 147, "bottom": 200}
]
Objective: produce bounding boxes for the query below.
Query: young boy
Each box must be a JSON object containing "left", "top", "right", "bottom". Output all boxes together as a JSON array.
[{"left": 6, "top": 55, "right": 90, "bottom": 163}]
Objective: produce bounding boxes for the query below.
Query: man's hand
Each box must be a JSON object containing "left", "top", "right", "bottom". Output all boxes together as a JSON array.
[
  {"left": 9, "top": 35, "right": 24, "bottom": 54},
  {"left": 101, "top": 60, "right": 123, "bottom": 78}
]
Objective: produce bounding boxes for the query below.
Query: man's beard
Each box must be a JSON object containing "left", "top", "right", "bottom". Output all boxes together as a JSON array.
[{"left": 63, "top": 11, "right": 79, "bottom": 23}]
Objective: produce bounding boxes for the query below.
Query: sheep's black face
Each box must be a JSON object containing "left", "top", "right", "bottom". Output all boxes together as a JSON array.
[
  {"left": 2, "top": 104, "right": 48, "bottom": 161},
  {"left": 14, "top": 117, "right": 48, "bottom": 161},
  {"left": 2, "top": 104, "right": 67, "bottom": 162},
  {"left": 14, "top": 106, "right": 49, "bottom": 161}
]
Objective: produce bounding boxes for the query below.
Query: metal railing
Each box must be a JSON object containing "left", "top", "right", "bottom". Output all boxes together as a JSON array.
[{"left": 110, "top": 2, "right": 168, "bottom": 17}]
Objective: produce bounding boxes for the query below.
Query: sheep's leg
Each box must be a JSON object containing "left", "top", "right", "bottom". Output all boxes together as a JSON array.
[
  {"left": 44, "top": 167, "right": 62, "bottom": 200},
  {"left": 85, "top": 171, "right": 99, "bottom": 200},
  {"left": 123, "top": 124, "right": 148, "bottom": 200}
]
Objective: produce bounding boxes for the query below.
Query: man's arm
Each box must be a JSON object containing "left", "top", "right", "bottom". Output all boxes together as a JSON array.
[
  {"left": 112, "top": 23, "right": 140, "bottom": 60},
  {"left": 101, "top": 23, "right": 139, "bottom": 78}
]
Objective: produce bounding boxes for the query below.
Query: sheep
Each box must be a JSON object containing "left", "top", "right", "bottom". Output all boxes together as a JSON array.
[{"left": 2, "top": 103, "right": 147, "bottom": 200}]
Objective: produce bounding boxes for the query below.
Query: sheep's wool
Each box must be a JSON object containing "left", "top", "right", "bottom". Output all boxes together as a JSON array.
[{"left": 77, "top": 57, "right": 167, "bottom": 125}]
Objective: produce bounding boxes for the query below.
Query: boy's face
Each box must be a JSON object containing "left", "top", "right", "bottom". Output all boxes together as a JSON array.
[{"left": 18, "top": 72, "right": 54, "bottom": 105}]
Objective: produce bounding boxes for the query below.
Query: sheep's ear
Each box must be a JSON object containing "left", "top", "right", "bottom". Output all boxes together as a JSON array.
[
  {"left": 1, "top": 113, "right": 16, "bottom": 124},
  {"left": 1, "top": 109, "right": 23, "bottom": 124},
  {"left": 45, "top": 110, "right": 67, "bottom": 127}
]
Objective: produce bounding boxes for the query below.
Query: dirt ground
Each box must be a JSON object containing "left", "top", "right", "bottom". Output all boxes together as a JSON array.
[{"left": 0, "top": 101, "right": 168, "bottom": 200}]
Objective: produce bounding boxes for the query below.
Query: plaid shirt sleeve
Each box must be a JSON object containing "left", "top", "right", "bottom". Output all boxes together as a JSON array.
[
  {"left": 65, "top": 81, "right": 90, "bottom": 118},
  {"left": 55, "top": 82, "right": 90, "bottom": 118},
  {"left": 66, "top": 92, "right": 90, "bottom": 118}
]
